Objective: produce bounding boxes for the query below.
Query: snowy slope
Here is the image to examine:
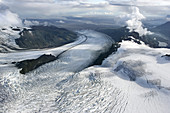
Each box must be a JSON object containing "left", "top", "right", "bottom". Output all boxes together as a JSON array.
[
  {"left": 101, "top": 40, "right": 170, "bottom": 113},
  {"left": 74, "top": 40, "right": 170, "bottom": 113},
  {"left": 0, "top": 27, "right": 23, "bottom": 52}
]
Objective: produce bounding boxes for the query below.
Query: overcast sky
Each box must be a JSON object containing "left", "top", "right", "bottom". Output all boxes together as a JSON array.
[{"left": 0, "top": 0, "right": 170, "bottom": 19}]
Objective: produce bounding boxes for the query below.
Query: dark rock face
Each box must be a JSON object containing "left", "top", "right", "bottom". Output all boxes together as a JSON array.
[
  {"left": 15, "top": 26, "right": 77, "bottom": 49},
  {"left": 16, "top": 54, "right": 56, "bottom": 74},
  {"left": 1, "top": 28, "right": 6, "bottom": 30},
  {"left": 162, "top": 54, "right": 170, "bottom": 61},
  {"left": 114, "top": 61, "right": 145, "bottom": 81},
  {"left": 165, "top": 54, "right": 170, "bottom": 57},
  {"left": 12, "top": 28, "right": 21, "bottom": 31},
  {"left": 90, "top": 43, "right": 120, "bottom": 66}
]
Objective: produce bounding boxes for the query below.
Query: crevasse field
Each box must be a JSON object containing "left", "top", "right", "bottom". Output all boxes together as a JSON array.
[{"left": 0, "top": 29, "right": 170, "bottom": 113}]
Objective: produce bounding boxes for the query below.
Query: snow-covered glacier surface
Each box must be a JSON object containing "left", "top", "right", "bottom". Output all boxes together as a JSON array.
[
  {"left": 0, "top": 30, "right": 170, "bottom": 113},
  {"left": 0, "top": 30, "right": 113, "bottom": 112},
  {"left": 100, "top": 41, "right": 170, "bottom": 113}
]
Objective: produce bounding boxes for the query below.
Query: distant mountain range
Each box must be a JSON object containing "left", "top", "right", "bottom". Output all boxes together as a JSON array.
[
  {"left": 97, "top": 21, "right": 170, "bottom": 48},
  {"left": 2, "top": 21, "right": 169, "bottom": 51},
  {"left": 152, "top": 21, "right": 170, "bottom": 39}
]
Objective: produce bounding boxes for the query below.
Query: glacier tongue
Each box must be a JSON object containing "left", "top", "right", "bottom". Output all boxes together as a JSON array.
[{"left": 0, "top": 30, "right": 113, "bottom": 112}]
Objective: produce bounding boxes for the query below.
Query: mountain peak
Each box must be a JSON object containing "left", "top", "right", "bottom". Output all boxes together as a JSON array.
[{"left": 156, "top": 21, "right": 170, "bottom": 29}]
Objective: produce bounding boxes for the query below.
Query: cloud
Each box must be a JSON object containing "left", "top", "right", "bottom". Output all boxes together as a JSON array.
[
  {"left": 23, "top": 20, "right": 39, "bottom": 26},
  {"left": 125, "top": 7, "right": 152, "bottom": 36},
  {"left": 2, "top": 0, "right": 111, "bottom": 18},
  {"left": 107, "top": 0, "right": 170, "bottom": 20},
  {"left": 0, "top": 3, "right": 22, "bottom": 28},
  {"left": 137, "top": 0, "right": 170, "bottom": 6},
  {"left": 1, "top": 0, "right": 170, "bottom": 24},
  {"left": 5, "top": 0, "right": 55, "bottom": 3},
  {"left": 107, "top": 0, "right": 170, "bottom": 6}
]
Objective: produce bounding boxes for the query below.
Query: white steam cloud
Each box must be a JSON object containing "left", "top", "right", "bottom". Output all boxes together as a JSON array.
[
  {"left": 24, "top": 20, "right": 51, "bottom": 27},
  {"left": 24, "top": 20, "right": 40, "bottom": 27},
  {"left": 0, "top": 3, "right": 22, "bottom": 28},
  {"left": 126, "top": 7, "right": 152, "bottom": 36}
]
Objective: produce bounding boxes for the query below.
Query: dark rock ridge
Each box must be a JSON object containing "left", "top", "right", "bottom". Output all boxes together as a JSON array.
[
  {"left": 16, "top": 54, "right": 56, "bottom": 74},
  {"left": 162, "top": 54, "right": 170, "bottom": 61},
  {"left": 1, "top": 28, "right": 6, "bottom": 30},
  {"left": 90, "top": 43, "right": 120, "bottom": 66},
  {"left": 165, "top": 54, "right": 170, "bottom": 57},
  {"left": 161, "top": 54, "right": 170, "bottom": 57},
  {"left": 15, "top": 26, "right": 77, "bottom": 49}
]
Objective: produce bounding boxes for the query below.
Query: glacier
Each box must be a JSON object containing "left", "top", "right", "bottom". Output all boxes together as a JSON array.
[
  {"left": 0, "top": 30, "right": 170, "bottom": 113},
  {"left": 0, "top": 30, "right": 113, "bottom": 112}
]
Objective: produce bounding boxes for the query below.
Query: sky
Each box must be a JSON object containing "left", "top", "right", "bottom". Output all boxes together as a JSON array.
[{"left": 0, "top": 0, "right": 170, "bottom": 19}]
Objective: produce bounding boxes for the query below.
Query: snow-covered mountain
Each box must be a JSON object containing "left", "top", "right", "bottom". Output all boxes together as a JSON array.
[
  {"left": 0, "top": 27, "right": 22, "bottom": 52},
  {"left": 0, "top": 6, "right": 170, "bottom": 113},
  {"left": 0, "top": 0, "right": 170, "bottom": 112},
  {"left": 0, "top": 29, "right": 170, "bottom": 112}
]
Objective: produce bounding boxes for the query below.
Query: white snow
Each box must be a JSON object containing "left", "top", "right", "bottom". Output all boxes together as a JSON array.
[
  {"left": 99, "top": 40, "right": 170, "bottom": 113},
  {"left": 0, "top": 27, "right": 22, "bottom": 51}
]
